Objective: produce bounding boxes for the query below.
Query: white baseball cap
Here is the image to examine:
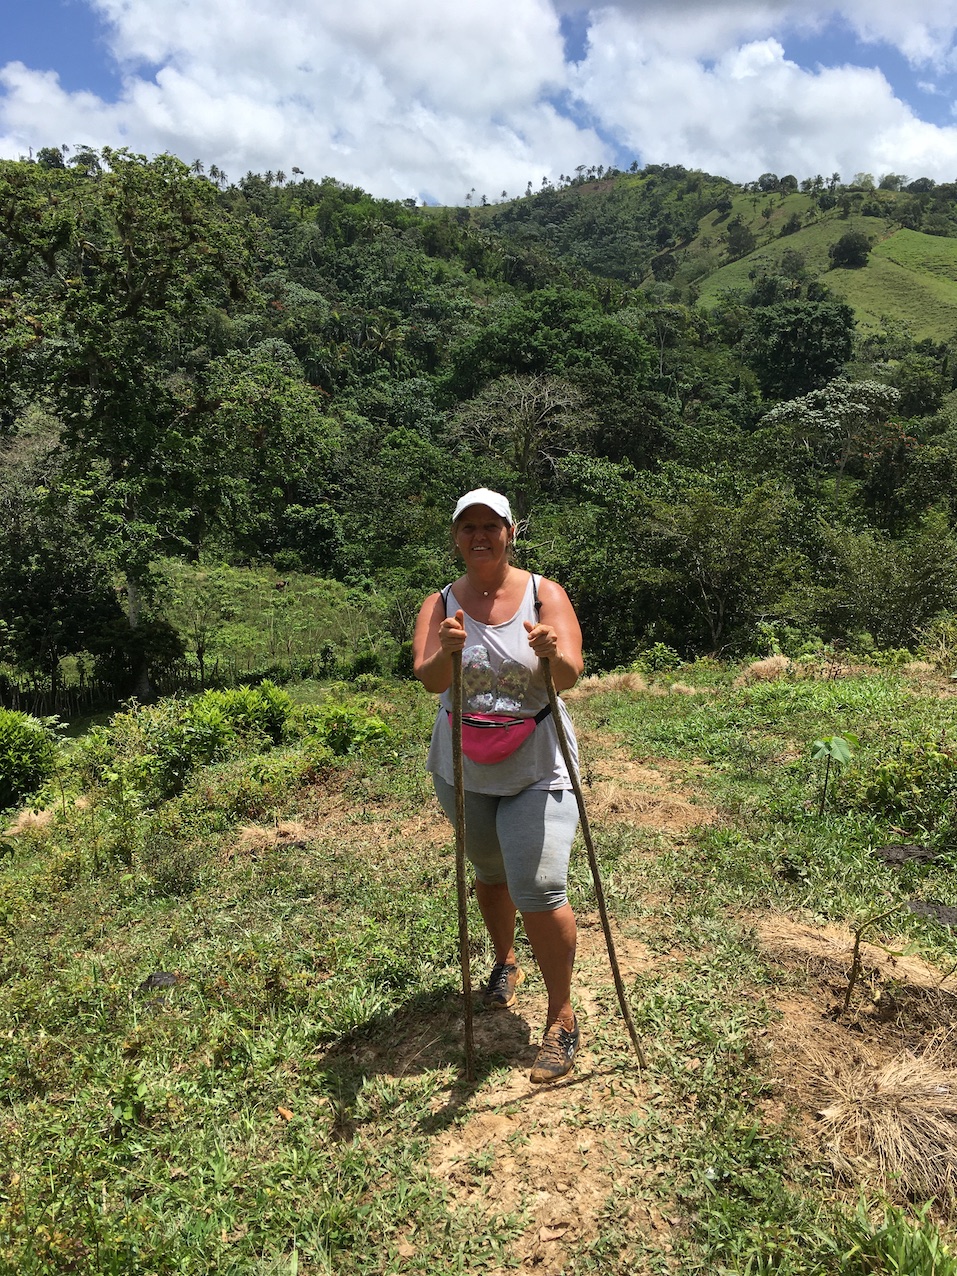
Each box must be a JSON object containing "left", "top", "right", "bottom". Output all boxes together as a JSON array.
[{"left": 452, "top": 488, "right": 514, "bottom": 525}]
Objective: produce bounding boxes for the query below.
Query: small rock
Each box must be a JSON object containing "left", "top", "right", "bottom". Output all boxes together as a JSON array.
[{"left": 137, "top": 971, "right": 180, "bottom": 994}]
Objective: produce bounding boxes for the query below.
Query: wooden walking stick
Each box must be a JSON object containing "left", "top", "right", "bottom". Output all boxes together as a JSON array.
[
  {"left": 451, "top": 650, "right": 476, "bottom": 1081},
  {"left": 542, "top": 659, "right": 647, "bottom": 1069}
]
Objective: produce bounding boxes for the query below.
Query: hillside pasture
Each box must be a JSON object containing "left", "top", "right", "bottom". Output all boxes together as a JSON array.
[
  {"left": 692, "top": 211, "right": 897, "bottom": 304},
  {"left": 828, "top": 238, "right": 957, "bottom": 339},
  {"left": 690, "top": 210, "right": 957, "bottom": 341}
]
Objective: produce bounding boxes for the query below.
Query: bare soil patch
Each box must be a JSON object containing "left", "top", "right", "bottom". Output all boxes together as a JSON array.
[{"left": 334, "top": 918, "right": 661, "bottom": 1275}]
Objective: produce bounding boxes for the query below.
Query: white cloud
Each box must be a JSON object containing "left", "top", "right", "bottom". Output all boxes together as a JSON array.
[
  {"left": 0, "top": 0, "right": 610, "bottom": 202},
  {"left": 572, "top": 1, "right": 957, "bottom": 67},
  {"left": 832, "top": 0, "right": 957, "bottom": 68},
  {"left": 4, "top": 1, "right": 957, "bottom": 201},
  {"left": 571, "top": 6, "right": 957, "bottom": 184}
]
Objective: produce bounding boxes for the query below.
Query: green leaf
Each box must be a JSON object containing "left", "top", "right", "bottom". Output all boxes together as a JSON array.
[{"left": 810, "top": 734, "right": 854, "bottom": 765}]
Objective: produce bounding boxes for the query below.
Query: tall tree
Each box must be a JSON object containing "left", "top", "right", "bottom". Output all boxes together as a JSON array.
[
  {"left": 0, "top": 148, "right": 256, "bottom": 693},
  {"left": 744, "top": 300, "right": 855, "bottom": 400},
  {"left": 452, "top": 373, "right": 594, "bottom": 520},
  {"left": 760, "top": 378, "right": 900, "bottom": 494}
]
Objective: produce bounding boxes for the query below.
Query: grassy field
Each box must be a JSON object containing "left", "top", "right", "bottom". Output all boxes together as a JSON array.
[
  {"left": 690, "top": 199, "right": 957, "bottom": 341},
  {"left": 832, "top": 231, "right": 957, "bottom": 338},
  {"left": 3, "top": 658, "right": 957, "bottom": 1273}
]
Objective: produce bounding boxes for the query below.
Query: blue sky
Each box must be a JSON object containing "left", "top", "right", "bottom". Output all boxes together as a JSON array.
[
  {"left": 781, "top": 19, "right": 957, "bottom": 129},
  {"left": 4, "top": 1, "right": 957, "bottom": 203},
  {"left": 3, "top": 0, "right": 119, "bottom": 96}
]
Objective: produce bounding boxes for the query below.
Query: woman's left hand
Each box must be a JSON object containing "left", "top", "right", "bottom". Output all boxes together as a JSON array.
[{"left": 523, "top": 620, "right": 561, "bottom": 663}]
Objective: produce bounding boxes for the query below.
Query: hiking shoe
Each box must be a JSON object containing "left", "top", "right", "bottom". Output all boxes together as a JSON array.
[
  {"left": 482, "top": 962, "right": 525, "bottom": 1008},
  {"left": 529, "top": 1016, "right": 580, "bottom": 1083}
]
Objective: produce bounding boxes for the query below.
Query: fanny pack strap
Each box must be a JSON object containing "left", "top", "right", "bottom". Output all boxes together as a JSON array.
[{"left": 461, "top": 704, "right": 552, "bottom": 729}]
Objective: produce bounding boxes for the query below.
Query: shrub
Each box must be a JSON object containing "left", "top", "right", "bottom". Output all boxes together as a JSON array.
[
  {"left": 178, "top": 747, "right": 333, "bottom": 822},
  {"left": 303, "top": 703, "right": 392, "bottom": 756},
  {"left": 0, "top": 710, "right": 60, "bottom": 811},
  {"left": 346, "top": 648, "right": 385, "bottom": 680},
  {"left": 394, "top": 640, "right": 415, "bottom": 680},
  {"left": 72, "top": 724, "right": 117, "bottom": 789},
  {"left": 918, "top": 613, "right": 957, "bottom": 672},
  {"left": 846, "top": 735, "right": 957, "bottom": 842},
  {"left": 71, "top": 681, "right": 295, "bottom": 800},
  {"left": 632, "top": 643, "right": 683, "bottom": 675},
  {"left": 195, "top": 681, "right": 292, "bottom": 745}
]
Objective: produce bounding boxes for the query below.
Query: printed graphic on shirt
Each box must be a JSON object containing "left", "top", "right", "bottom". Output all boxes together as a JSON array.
[{"left": 462, "top": 645, "right": 531, "bottom": 714}]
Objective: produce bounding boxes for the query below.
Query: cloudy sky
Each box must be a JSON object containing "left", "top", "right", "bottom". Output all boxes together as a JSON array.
[{"left": 4, "top": 0, "right": 957, "bottom": 204}]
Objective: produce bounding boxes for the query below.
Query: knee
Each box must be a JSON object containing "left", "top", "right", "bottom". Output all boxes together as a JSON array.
[{"left": 507, "top": 875, "right": 568, "bottom": 913}]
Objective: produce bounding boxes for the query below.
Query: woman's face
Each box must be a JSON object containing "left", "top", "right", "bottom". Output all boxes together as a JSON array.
[{"left": 453, "top": 504, "right": 512, "bottom": 567}]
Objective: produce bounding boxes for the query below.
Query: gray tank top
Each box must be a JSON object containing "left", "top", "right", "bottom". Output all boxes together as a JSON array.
[{"left": 425, "top": 575, "right": 579, "bottom": 796}]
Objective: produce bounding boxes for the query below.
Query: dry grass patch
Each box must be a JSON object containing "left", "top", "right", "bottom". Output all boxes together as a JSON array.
[
  {"left": 571, "top": 726, "right": 718, "bottom": 834},
  {"left": 576, "top": 735, "right": 718, "bottom": 832},
  {"left": 667, "top": 681, "right": 712, "bottom": 696},
  {"left": 804, "top": 1038, "right": 957, "bottom": 1206},
  {"left": 566, "top": 671, "right": 648, "bottom": 701},
  {"left": 734, "top": 655, "right": 794, "bottom": 686},
  {"left": 749, "top": 912, "right": 957, "bottom": 1217},
  {"left": 234, "top": 819, "right": 312, "bottom": 855},
  {"left": 753, "top": 913, "right": 957, "bottom": 1001},
  {"left": 3, "top": 807, "right": 54, "bottom": 837},
  {"left": 587, "top": 778, "right": 711, "bottom": 831}
]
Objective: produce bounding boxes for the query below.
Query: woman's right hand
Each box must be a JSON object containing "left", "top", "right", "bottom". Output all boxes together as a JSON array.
[
  {"left": 439, "top": 609, "right": 467, "bottom": 655},
  {"left": 413, "top": 596, "right": 466, "bottom": 691}
]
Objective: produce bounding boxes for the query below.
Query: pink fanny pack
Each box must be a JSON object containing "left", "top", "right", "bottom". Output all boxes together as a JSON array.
[{"left": 448, "top": 705, "right": 551, "bottom": 764}]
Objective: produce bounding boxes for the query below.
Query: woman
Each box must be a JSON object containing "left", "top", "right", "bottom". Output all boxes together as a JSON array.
[{"left": 413, "top": 488, "right": 585, "bottom": 1083}]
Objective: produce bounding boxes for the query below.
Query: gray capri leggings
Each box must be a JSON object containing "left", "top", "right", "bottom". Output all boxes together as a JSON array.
[{"left": 433, "top": 775, "right": 579, "bottom": 912}]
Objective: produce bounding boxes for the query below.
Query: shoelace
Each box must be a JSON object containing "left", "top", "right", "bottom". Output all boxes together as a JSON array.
[
  {"left": 538, "top": 1021, "right": 576, "bottom": 1064},
  {"left": 487, "top": 963, "right": 514, "bottom": 995}
]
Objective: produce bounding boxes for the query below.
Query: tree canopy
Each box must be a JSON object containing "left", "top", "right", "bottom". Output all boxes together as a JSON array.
[{"left": 3, "top": 149, "right": 957, "bottom": 699}]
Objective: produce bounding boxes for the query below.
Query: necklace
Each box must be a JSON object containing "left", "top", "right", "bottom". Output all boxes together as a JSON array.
[{"left": 471, "top": 570, "right": 507, "bottom": 600}]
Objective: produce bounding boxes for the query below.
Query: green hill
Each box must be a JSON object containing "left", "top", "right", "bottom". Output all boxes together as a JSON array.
[
  {"left": 695, "top": 213, "right": 957, "bottom": 340},
  {"left": 486, "top": 171, "right": 957, "bottom": 342}
]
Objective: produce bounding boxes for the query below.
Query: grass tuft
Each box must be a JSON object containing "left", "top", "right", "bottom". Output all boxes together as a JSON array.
[
  {"left": 808, "top": 1038, "right": 957, "bottom": 1205},
  {"left": 734, "top": 654, "right": 794, "bottom": 685},
  {"left": 565, "top": 670, "right": 648, "bottom": 700}
]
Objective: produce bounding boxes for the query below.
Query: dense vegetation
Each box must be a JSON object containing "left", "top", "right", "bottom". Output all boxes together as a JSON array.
[{"left": 3, "top": 150, "right": 957, "bottom": 708}]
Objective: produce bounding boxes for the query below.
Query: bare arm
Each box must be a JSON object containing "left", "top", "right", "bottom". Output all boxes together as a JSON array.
[
  {"left": 523, "top": 577, "right": 584, "bottom": 692},
  {"left": 412, "top": 592, "right": 467, "bottom": 693}
]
